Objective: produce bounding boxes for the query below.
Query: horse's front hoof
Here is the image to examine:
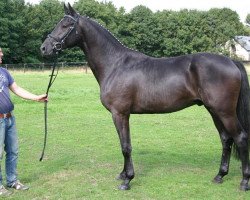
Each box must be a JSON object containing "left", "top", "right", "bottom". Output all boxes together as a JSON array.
[
  {"left": 213, "top": 176, "right": 223, "bottom": 184},
  {"left": 118, "top": 184, "right": 130, "bottom": 190}
]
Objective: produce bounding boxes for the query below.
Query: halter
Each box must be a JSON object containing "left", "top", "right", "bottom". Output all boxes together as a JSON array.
[{"left": 47, "top": 15, "right": 79, "bottom": 52}]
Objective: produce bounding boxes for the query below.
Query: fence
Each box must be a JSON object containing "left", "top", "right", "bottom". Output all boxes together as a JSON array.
[
  {"left": 4, "top": 61, "right": 250, "bottom": 75},
  {"left": 3, "top": 62, "right": 90, "bottom": 73}
]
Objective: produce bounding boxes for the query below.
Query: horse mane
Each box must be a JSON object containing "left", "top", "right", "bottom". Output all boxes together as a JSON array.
[{"left": 84, "top": 16, "right": 139, "bottom": 54}]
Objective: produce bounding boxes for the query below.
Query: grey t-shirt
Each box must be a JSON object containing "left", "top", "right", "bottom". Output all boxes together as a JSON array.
[{"left": 0, "top": 67, "right": 14, "bottom": 113}]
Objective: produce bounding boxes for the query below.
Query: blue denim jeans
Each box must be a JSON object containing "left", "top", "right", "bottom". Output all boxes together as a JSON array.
[{"left": 0, "top": 115, "right": 18, "bottom": 186}]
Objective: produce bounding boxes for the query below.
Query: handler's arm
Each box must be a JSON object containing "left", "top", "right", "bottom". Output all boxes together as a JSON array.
[{"left": 9, "top": 82, "right": 47, "bottom": 102}]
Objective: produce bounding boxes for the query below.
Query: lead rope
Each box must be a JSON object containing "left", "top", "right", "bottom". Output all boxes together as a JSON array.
[{"left": 39, "top": 53, "right": 59, "bottom": 161}]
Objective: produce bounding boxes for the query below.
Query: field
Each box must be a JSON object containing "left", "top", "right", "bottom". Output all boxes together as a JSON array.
[{"left": 3, "top": 70, "right": 250, "bottom": 199}]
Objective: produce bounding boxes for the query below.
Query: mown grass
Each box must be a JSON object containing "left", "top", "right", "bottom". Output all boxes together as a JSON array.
[{"left": 3, "top": 70, "right": 250, "bottom": 199}]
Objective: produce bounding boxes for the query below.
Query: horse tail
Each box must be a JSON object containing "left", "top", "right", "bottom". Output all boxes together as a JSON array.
[{"left": 233, "top": 60, "right": 250, "bottom": 159}]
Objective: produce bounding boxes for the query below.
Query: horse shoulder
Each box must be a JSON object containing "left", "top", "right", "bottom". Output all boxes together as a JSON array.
[{"left": 100, "top": 68, "right": 135, "bottom": 113}]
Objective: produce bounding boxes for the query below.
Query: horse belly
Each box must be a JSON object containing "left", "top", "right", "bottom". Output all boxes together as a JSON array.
[{"left": 131, "top": 87, "right": 195, "bottom": 114}]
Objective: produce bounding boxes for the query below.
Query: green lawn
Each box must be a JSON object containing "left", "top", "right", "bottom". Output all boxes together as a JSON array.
[{"left": 3, "top": 70, "right": 249, "bottom": 199}]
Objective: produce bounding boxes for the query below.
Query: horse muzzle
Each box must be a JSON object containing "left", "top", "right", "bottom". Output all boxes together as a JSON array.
[{"left": 40, "top": 43, "right": 57, "bottom": 56}]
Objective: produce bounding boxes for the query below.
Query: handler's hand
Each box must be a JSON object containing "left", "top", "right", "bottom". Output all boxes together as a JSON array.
[{"left": 35, "top": 94, "right": 48, "bottom": 102}]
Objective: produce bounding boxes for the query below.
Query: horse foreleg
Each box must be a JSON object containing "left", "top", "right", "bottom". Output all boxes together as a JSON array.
[{"left": 112, "top": 112, "right": 134, "bottom": 190}]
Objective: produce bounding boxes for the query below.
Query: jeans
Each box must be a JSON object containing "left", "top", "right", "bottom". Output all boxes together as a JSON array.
[{"left": 0, "top": 115, "right": 18, "bottom": 186}]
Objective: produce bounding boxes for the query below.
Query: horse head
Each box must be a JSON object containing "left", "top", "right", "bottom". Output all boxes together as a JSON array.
[{"left": 40, "top": 3, "right": 80, "bottom": 56}]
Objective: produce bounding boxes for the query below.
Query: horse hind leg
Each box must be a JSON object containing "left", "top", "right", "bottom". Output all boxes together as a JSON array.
[
  {"left": 215, "top": 113, "right": 250, "bottom": 190},
  {"left": 213, "top": 133, "right": 234, "bottom": 184},
  {"left": 207, "top": 110, "right": 234, "bottom": 183},
  {"left": 232, "top": 128, "right": 250, "bottom": 191}
]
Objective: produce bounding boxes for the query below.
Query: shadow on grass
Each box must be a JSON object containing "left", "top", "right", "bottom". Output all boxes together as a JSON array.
[{"left": 133, "top": 147, "right": 241, "bottom": 181}]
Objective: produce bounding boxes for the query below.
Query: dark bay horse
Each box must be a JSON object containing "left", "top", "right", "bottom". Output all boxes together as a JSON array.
[{"left": 40, "top": 4, "right": 250, "bottom": 191}]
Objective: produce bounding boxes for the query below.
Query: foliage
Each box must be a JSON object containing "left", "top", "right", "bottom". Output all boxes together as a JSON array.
[
  {"left": 245, "top": 14, "right": 250, "bottom": 35},
  {"left": 0, "top": 0, "right": 248, "bottom": 63},
  {"left": 23, "top": 0, "right": 63, "bottom": 63},
  {"left": 246, "top": 13, "right": 250, "bottom": 25},
  {"left": 120, "top": 6, "right": 161, "bottom": 57},
  {"left": 0, "top": 0, "right": 26, "bottom": 63}
]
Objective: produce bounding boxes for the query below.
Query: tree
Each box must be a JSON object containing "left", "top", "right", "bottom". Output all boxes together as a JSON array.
[
  {"left": 0, "top": 0, "right": 247, "bottom": 63},
  {"left": 246, "top": 14, "right": 250, "bottom": 25},
  {"left": 75, "top": 0, "right": 125, "bottom": 36},
  {"left": 206, "top": 8, "right": 245, "bottom": 53},
  {"left": 156, "top": 8, "right": 245, "bottom": 57},
  {"left": 0, "top": 0, "right": 26, "bottom": 63},
  {"left": 119, "top": 6, "right": 162, "bottom": 57},
  {"left": 22, "top": 0, "right": 64, "bottom": 63},
  {"left": 245, "top": 14, "right": 250, "bottom": 35},
  {"left": 156, "top": 10, "right": 211, "bottom": 56}
]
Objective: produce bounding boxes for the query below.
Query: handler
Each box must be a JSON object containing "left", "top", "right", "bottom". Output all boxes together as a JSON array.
[{"left": 0, "top": 47, "right": 47, "bottom": 196}]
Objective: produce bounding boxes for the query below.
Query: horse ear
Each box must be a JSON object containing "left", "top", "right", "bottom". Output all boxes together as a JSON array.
[
  {"left": 68, "top": 3, "right": 77, "bottom": 17},
  {"left": 64, "top": 3, "right": 70, "bottom": 15}
]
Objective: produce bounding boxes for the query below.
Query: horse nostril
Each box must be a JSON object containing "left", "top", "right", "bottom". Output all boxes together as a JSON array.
[{"left": 41, "top": 46, "right": 46, "bottom": 53}]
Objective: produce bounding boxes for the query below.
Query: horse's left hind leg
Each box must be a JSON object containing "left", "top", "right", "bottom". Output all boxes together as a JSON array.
[
  {"left": 218, "top": 114, "right": 250, "bottom": 191},
  {"left": 112, "top": 112, "right": 134, "bottom": 190},
  {"left": 208, "top": 111, "right": 234, "bottom": 183}
]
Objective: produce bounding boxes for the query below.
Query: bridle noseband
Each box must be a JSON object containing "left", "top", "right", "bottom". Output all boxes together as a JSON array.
[{"left": 47, "top": 14, "right": 79, "bottom": 52}]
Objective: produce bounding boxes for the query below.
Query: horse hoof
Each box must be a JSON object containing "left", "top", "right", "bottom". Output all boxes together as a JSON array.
[
  {"left": 240, "top": 185, "right": 250, "bottom": 191},
  {"left": 213, "top": 176, "right": 223, "bottom": 184},
  {"left": 118, "top": 184, "right": 130, "bottom": 190}
]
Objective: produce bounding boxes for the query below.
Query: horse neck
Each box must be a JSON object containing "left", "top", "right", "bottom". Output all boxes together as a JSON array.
[{"left": 78, "top": 17, "right": 128, "bottom": 85}]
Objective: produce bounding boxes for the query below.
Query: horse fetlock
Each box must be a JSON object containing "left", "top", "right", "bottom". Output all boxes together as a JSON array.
[
  {"left": 243, "top": 170, "right": 250, "bottom": 179},
  {"left": 117, "top": 170, "right": 134, "bottom": 181},
  {"left": 220, "top": 166, "right": 229, "bottom": 176},
  {"left": 127, "top": 172, "right": 134, "bottom": 180},
  {"left": 125, "top": 170, "right": 134, "bottom": 180},
  {"left": 116, "top": 171, "right": 126, "bottom": 180}
]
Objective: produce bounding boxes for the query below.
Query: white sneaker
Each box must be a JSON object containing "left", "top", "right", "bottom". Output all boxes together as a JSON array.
[
  {"left": 0, "top": 185, "right": 12, "bottom": 196},
  {"left": 8, "top": 180, "right": 29, "bottom": 190}
]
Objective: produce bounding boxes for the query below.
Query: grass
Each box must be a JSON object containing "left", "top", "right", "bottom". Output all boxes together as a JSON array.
[{"left": 2, "top": 70, "right": 250, "bottom": 199}]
